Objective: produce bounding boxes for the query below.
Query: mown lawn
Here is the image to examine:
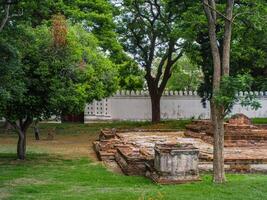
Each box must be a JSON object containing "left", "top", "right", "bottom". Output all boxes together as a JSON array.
[
  {"left": 253, "top": 118, "right": 267, "bottom": 124},
  {"left": 0, "top": 120, "right": 267, "bottom": 200}
]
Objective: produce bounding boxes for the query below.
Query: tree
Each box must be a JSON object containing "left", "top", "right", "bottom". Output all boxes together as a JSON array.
[
  {"left": 0, "top": 0, "right": 20, "bottom": 32},
  {"left": 182, "top": 1, "right": 267, "bottom": 103},
  {"left": 0, "top": 39, "right": 25, "bottom": 115},
  {"left": 117, "top": 59, "right": 144, "bottom": 91},
  {"left": 115, "top": 0, "right": 188, "bottom": 122},
  {"left": 202, "top": 0, "right": 260, "bottom": 183},
  {"left": 167, "top": 55, "right": 203, "bottom": 91},
  {"left": 0, "top": 16, "right": 118, "bottom": 160},
  {"left": 202, "top": 0, "right": 234, "bottom": 184}
]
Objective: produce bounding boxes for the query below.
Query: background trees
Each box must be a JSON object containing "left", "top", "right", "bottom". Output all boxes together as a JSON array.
[
  {"left": 0, "top": 13, "right": 118, "bottom": 159},
  {"left": 115, "top": 0, "right": 190, "bottom": 122},
  {"left": 0, "top": 0, "right": 143, "bottom": 91},
  {"left": 181, "top": 0, "right": 267, "bottom": 104},
  {"left": 167, "top": 55, "right": 203, "bottom": 91}
]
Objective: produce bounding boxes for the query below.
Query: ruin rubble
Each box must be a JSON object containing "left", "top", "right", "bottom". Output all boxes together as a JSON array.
[{"left": 93, "top": 115, "right": 267, "bottom": 183}]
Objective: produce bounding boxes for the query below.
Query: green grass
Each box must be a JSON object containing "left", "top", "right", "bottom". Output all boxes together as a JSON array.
[
  {"left": 0, "top": 154, "right": 267, "bottom": 200},
  {"left": 252, "top": 118, "right": 267, "bottom": 125},
  {"left": 0, "top": 120, "right": 191, "bottom": 136},
  {"left": 1, "top": 120, "right": 267, "bottom": 200}
]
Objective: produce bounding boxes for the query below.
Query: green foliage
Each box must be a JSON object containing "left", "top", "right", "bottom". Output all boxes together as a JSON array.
[
  {"left": 0, "top": 40, "right": 25, "bottom": 117},
  {"left": 167, "top": 56, "right": 203, "bottom": 91},
  {"left": 214, "top": 74, "right": 261, "bottom": 115},
  {"left": 10, "top": 0, "right": 119, "bottom": 55},
  {"left": 0, "top": 21, "right": 118, "bottom": 122},
  {"left": 118, "top": 60, "right": 144, "bottom": 90},
  {"left": 230, "top": 0, "right": 267, "bottom": 90},
  {"left": 182, "top": 1, "right": 267, "bottom": 102},
  {"left": 1, "top": 0, "right": 142, "bottom": 90},
  {"left": 116, "top": 0, "right": 189, "bottom": 67}
]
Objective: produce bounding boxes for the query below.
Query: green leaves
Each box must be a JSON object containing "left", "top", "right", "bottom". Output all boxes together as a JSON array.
[
  {"left": 0, "top": 39, "right": 25, "bottom": 118},
  {"left": 167, "top": 55, "right": 203, "bottom": 91},
  {"left": 214, "top": 74, "right": 261, "bottom": 115},
  {"left": 0, "top": 18, "right": 119, "bottom": 122}
]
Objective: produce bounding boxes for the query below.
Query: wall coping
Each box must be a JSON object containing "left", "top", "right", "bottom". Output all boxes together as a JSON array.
[{"left": 113, "top": 90, "right": 267, "bottom": 97}]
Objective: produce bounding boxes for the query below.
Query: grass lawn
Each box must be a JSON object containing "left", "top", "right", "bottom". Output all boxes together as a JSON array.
[
  {"left": 253, "top": 118, "right": 267, "bottom": 124},
  {"left": 0, "top": 120, "right": 267, "bottom": 200}
]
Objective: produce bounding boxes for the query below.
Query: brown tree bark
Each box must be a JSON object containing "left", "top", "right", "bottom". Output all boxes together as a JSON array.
[
  {"left": 17, "top": 129, "right": 26, "bottom": 160},
  {"left": 34, "top": 120, "right": 40, "bottom": 140},
  {"left": 150, "top": 93, "right": 161, "bottom": 123},
  {"left": 211, "top": 101, "right": 225, "bottom": 183},
  {"left": 203, "top": 0, "right": 234, "bottom": 183},
  {"left": 8, "top": 117, "right": 33, "bottom": 160}
]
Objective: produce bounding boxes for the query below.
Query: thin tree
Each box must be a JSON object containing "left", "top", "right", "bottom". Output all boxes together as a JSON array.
[{"left": 202, "top": 0, "right": 234, "bottom": 183}]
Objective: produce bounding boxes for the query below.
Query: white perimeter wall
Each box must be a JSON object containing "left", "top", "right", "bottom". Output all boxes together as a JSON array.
[{"left": 84, "top": 91, "right": 267, "bottom": 122}]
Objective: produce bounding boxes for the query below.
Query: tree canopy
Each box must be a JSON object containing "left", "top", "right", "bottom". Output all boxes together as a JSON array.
[
  {"left": 0, "top": 13, "right": 118, "bottom": 159},
  {"left": 181, "top": 0, "right": 267, "bottom": 103},
  {"left": 115, "top": 0, "right": 191, "bottom": 122}
]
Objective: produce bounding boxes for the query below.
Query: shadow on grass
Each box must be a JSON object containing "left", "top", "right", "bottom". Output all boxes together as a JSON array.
[{"left": 0, "top": 152, "right": 74, "bottom": 166}]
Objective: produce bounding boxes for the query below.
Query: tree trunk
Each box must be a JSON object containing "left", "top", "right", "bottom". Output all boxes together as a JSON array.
[
  {"left": 211, "top": 101, "right": 226, "bottom": 183},
  {"left": 14, "top": 117, "right": 32, "bottom": 160},
  {"left": 34, "top": 121, "right": 40, "bottom": 140},
  {"left": 17, "top": 129, "right": 26, "bottom": 160},
  {"left": 151, "top": 94, "right": 161, "bottom": 123}
]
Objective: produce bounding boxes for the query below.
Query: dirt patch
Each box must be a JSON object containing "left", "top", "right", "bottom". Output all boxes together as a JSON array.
[
  {"left": 5, "top": 178, "right": 50, "bottom": 187},
  {"left": 0, "top": 133, "right": 98, "bottom": 160},
  {"left": 0, "top": 188, "right": 11, "bottom": 200}
]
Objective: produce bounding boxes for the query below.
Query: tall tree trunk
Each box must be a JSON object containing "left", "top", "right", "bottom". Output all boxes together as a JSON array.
[
  {"left": 211, "top": 101, "right": 226, "bottom": 183},
  {"left": 17, "top": 129, "right": 26, "bottom": 160},
  {"left": 151, "top": 94, "right": 161, "bottom": 123}
]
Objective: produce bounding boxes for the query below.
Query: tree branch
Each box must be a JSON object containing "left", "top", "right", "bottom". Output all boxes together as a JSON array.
[
  {"left": 155, "top": 53, "right": 168, "bottom": 84},
  {"left": 0, "top": 4, "right": 11, "bottom": 32},
  {"left": 203, "top": 1, "right": 232, "bottom": 22}
]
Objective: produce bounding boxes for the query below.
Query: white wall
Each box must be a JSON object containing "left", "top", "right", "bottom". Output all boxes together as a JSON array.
[{"left": 84, "top": 91, "right": 267, "bottom": 122}]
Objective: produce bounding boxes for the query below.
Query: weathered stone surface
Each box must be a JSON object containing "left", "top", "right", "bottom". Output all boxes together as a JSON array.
[{"left": 146, "top": 143, "right": 200, "bottom": 184}]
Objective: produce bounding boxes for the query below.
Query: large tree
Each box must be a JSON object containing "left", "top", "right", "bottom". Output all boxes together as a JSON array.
[
  {"left": 0, "top": 16, "right": 118, "bottom": 160},
  {"left": 201, "top": 0, "right": 261, "bottom": 183},
  {"left": 115, "top": 0, "right": 189, "bottom": 122},
  {"left": 1, "top": 0, "right": 143, "bottom": 90},
  {"left": 181, "top": 0, "right": 267, "bottom": 103}
]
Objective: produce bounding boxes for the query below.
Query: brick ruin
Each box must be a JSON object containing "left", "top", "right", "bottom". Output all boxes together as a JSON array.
[
  {"left": 93, "top": 114, "right": 267, "bottom": 184},
  {"left": 185, "top": 113, "right": 267, "bottom": 147}
]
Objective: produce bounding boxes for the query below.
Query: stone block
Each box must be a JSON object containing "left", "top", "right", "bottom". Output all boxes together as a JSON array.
[{"left": 147, "top": 143, "right": 200, "bottom": 184}]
